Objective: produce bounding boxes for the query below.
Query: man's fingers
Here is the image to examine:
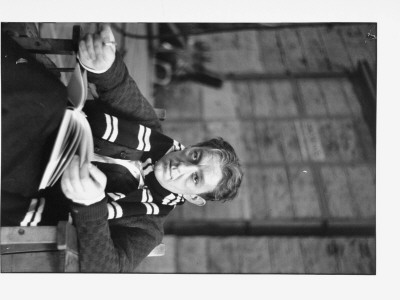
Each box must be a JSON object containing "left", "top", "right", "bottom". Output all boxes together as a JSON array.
[
  {"left": 77, "top": 25, "right": 115, "bottom": 74},
  {"left": 100, "top": 23, "right": 116, "bottom": 53},
  {"left": 69, "top": 156, "right": 85, "bottom": 194},
  {"left": 88, "top": 164, "right": 107, "bottom": 188},
  {"left": 61, "top": 175, "right": 75, "bottom": 199},
  {"left": 61, "top": 157, "right": 76, "bottom": 198},
  {"left": 100, "top": 23, "right": 115, "bottom": 42},
  {"left": 84, "top": 34, "right": 96, "bottom": 61},
  {"left": 78, "top": 39, "right": 89, "bottom": 61},
  {"left": 93, "top": 34, "right": 104, "bottom": 58},
  {"left": 61, "top": 157, "right": 106, "bottom": 204},
  {"left": 79, "top": 160, "right": 90, "bottom": 180}
]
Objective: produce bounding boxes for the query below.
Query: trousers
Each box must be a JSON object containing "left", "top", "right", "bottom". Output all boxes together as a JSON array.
[{"left": 1, "top": 33, "right": 68, "bottom": 225}]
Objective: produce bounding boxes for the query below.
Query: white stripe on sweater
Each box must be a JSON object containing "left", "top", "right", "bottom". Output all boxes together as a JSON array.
[
  {"left": 107, "top": 203, "right": 115, "bottom": 219},
  {"left": 30, "top": 197, "right": 46, "bottom": 226},
  {"left": 147, "top": 190, "right": 154, "bottom": 203},
  {"left": 143, "top": 164, "right": 154, "bottom": 176},
  {"left": 142, "top": 158, "right": 152, "bottom": 169},
  {"left": 164, "top": 142, "right": 185, "bottom": 156},
  {"left": 168, "top": 194, "right": 183, "bottom": 206},
  {"left": 169, "top": 199, "right": 180, "bottom": 206},
  {"left": 142, "top": 158, "right": 154, "bottom": 177},
  {"left": 20, "top": 198, "right": 38, "bottom": 226},
  {"left": 109, "top": 116, "right": 119, "bottom": 142},
  {"left": 144, "top": 127, "right": 151, "bottom": 151},
  {"left": 113, "top": 201, "right": 123, "bottom": 218},
  {"left": 141, "top": 189, "right": 148, "bottom": 202},
  {"left": 141, "top": 189, "right": 153, "bottom": 203},
  {"left": 102, "top": 114, "right": 112, "bottom": 140},
  {"left": 173, "top": 140, "right": 184, "bottom": 151},
  {"left": 137, "top": 125, "right": 145, "bottom": 150},
  {"left": 116, "top": 192, "right": 125, "bottom": 199},
  {"left": 108, "top": 192, "right": 125, "bottom": 200},
  {"left": 162, "top": 193, "right": 177, "bottom": 205},
  {"left": 143, "top": 203, "right": 153, "bottom": 214},
  {"left": 149, "top": 203, "right": 160, "bottom": 215}
]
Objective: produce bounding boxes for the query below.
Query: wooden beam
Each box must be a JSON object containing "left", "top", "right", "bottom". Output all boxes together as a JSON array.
[
  {"left": 224, "top": 71, "right": 350, "bottom": 81},
  {"left": 1, "top": 226, "right": 57, "bottom": 245},
  {"left": 164, "top": 218, "right": 375, "bottom": 236},
  {"left": 12, "top": 36, "right": 75, "bottom": 54},
  {"left": 1, "top": 226, "right": 58, "bottom": 254}
]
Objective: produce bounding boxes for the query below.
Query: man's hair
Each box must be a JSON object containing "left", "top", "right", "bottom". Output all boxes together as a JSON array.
[{"left": 193, "top": 137, "right": 243, "bottom": 202}]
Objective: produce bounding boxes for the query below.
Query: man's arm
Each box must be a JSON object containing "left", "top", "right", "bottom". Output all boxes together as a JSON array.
[
  {"left": 79, "top": 25, "right": 162, "bottom": 132},
  {"left": 70, "top": 199, "right": 163, "bottom": 272},
  {"left": 62, "top": 156, "right": 163, "bottom": 272},
  {"left": 62, "top": 25, "right": 165, "bottom": 272}
]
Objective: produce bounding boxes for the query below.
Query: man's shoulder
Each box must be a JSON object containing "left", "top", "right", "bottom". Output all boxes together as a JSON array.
[{"left": 109, "top": 214, "right": 167, "bottom": 246}]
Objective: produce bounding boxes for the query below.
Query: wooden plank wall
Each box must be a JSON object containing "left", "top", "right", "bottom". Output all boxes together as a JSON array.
[
  {"left": 135, "top": 236, "right": 376, "bottom": 274},
  {"left": 155, "top": 23, "right": 377, "bottom": 274}
]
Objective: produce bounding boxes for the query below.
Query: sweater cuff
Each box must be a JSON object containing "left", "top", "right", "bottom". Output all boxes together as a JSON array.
[
  {"left": 70, "top": 197, "right": 108, "bottom": 223},
  {"left": 87, "top": 51, "right": 124, "bottom": 86}
]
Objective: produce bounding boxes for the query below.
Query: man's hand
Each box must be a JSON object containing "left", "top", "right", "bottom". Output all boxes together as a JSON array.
[
  {"left": 61, "top": 156, "right": 107, "bottom": 206},
  {"left": 78, "top": 24, "right": 116, "bottom": 74}
]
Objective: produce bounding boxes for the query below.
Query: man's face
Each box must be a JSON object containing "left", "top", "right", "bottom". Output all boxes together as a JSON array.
[{"left": 154, "top": 147, "right": 223, "bottom": 197}]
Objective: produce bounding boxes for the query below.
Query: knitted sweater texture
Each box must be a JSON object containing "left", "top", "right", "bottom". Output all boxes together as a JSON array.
[{"left": 70, "top": 52, "right": 169, "bottom": 272}]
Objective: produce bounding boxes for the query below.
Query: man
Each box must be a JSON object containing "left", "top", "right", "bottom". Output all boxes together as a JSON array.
[{"left": 1, "top": 24, "right": 243, "bottom": 272}]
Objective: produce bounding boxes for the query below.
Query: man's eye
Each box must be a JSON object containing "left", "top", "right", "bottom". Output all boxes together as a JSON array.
[
  {"left": 192, "top": 151, "right": 198, "bottom": 161},
  {"left": 193, "top": 173, "right": 199, "bottom": 184}
]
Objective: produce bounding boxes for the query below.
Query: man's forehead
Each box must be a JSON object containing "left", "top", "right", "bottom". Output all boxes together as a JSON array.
[
  {"left": 196, "top": 148, "right": 223, "bottom": 178},
  {"left": 192, "top": 147, "right": 223, "bottom": 191},
  {"left": 194, "top": 147, "right": 221, "bottom": 161}
]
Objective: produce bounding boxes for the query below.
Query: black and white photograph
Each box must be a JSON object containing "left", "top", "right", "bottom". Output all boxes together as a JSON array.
[
  {"left": 0, "top": 0, "right": 398, "bottom": 299},
  {"left": 1, "top": 21, "right": 377, "bottom": 274}
]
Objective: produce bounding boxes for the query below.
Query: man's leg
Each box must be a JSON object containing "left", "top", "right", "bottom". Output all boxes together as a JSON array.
[{"left": 1, "top": 32, "right": 68, "bottom": 224}]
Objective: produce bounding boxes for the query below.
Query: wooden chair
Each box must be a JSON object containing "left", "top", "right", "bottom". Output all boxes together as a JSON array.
[
  {"left": 1, "top": 221, "right": 165, "bottom": 272},
  {"left": 1, "top": 221, "right": 79, "bottom": 272}
]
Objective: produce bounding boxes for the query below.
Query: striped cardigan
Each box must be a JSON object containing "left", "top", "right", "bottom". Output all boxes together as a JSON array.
[{"left": 84, "top": 102, "right": 186, "bottom": 220}]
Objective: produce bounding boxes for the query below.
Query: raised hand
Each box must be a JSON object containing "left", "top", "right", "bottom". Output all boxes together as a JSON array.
[{"left": 78, "top": 24, "right": 116, "bottom": 74}]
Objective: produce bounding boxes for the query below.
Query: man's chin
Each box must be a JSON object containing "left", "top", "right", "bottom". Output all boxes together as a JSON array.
[
  {"left": 154, "top": 161, "right": 162, "bottom": 175},
  {"left": 154, "top": 162, "right": 167, "bottom": 183}
]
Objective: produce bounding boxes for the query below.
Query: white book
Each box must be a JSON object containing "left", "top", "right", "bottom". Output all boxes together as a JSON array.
[{"left": 38, "top": 64, "right": 94, "bottom": 190}]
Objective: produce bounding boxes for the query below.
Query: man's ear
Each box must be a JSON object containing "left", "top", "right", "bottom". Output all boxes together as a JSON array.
[{"left": 184, "top": 195, "right": 206, "bottom": 206}]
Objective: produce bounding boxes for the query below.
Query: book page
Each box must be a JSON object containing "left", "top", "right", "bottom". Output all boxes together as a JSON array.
[
  {"left": 39, "top": 62, "right": 92, "bottom": 190},
  {"left": 39, "top": 109, "right": 94, "bottom": 190},
  {"left": 47, "top": 111, "right": 83, "bottom": 187},
  {"left": 38, "top": 109, "right": 74, "bottom": 190},
  {"left": 77, "top": 111, "right": 94, "bottom": 166},
  {"left": 67, "top": 63, "right": 88, "bottom": 110}
]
